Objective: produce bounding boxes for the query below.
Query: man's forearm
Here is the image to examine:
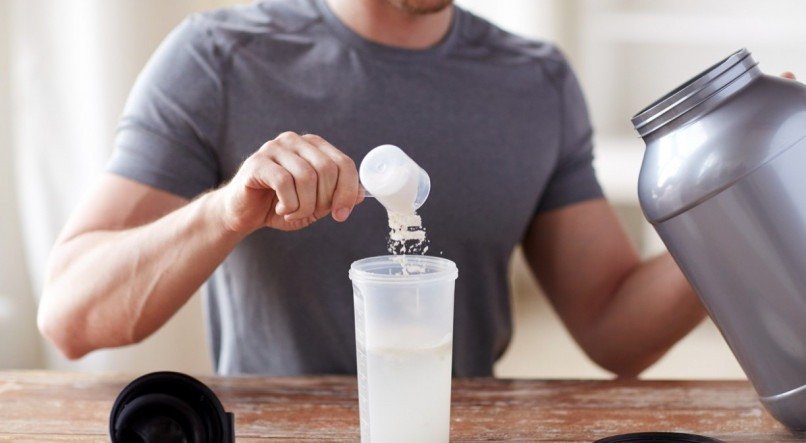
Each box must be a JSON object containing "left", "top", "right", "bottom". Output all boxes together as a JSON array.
[
  {"left": 40, "top": 190, "right": 244, "bottom": 359},
  {"left": 585, "top": 254, "right": 706, "bottom": 377}
]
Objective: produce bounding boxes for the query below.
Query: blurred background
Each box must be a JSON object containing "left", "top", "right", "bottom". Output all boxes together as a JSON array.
[{"left": 1, "top": 0, "right": 804, "bottom": 377}]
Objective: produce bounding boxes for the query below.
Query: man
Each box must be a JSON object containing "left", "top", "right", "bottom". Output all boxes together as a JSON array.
[{"left": 38, "top": 0, "right": 706, "bottom": 377}]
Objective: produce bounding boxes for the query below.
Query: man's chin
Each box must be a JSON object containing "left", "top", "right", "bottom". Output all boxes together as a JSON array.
[{"left": 388, "top": 0, "right": 453, "bottom": 15}]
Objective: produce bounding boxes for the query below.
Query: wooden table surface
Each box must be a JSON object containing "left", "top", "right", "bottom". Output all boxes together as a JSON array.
[{"left": 0, "top": 371, "right": 804, "bottom": 442}]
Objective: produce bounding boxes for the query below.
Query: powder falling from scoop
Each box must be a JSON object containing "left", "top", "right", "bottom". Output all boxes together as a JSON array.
[
  {"left": 387, "top": 210, "right": 429, "bottom": 256},
  {"left": 358, "top": 144, "right": 431, "bottom": 274}
]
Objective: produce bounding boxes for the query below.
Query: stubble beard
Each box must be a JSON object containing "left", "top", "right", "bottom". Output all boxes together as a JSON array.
[{"left": 386, "top": 0, "right": 453, "bottom": 15}]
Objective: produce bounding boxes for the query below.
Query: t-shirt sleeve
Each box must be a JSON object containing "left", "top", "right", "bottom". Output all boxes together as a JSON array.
[
  {"left": 536, "top": 51, "right": 604, "bottom": 213},
  {"left": 106, "top": 15, "right": 223, "bottom": 199}
]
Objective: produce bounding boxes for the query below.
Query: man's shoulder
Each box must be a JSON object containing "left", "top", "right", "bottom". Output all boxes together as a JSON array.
[
  {"left": 453, "top": 7, "right": 571, "bottom": 81},
  {"left": 188, "top": 0, "right": 323, "bottom": 48}
]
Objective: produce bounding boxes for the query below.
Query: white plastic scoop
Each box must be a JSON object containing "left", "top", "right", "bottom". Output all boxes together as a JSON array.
[{"left": 359, "top": 145, "right": 430, "bottom": 213}]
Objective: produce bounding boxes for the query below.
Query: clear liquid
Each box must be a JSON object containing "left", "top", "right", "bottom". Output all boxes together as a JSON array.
[{"left": 362, "top": 339, "right": 452, "bottom": 443}]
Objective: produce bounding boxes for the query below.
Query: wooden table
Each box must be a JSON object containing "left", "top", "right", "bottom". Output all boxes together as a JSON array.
[{"left": 0, "top": 371, "right": 804, "bottom": 442}]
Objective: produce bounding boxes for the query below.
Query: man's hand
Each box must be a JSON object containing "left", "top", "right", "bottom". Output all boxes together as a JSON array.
[
  {"left": 219, "top": 131, "right": 363, "bottom": 234},
  {"left": 39, "top": 131, "right": 362, "bottom": 358},
  {"left": 782, "top": 72, "right": 797, "bottom": 80}
]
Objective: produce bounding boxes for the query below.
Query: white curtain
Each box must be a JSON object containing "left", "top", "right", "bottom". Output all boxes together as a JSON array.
[
  {"left": 5, "top": 0, "right": 246, "bottom": 373},
  {"left": 0, "top": 0, "right": 40, "bottom": 370}
]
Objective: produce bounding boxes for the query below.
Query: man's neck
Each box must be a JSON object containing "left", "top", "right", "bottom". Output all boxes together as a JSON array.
[{"left": 325, "top": 0, "right": 453, "bottom": 49}]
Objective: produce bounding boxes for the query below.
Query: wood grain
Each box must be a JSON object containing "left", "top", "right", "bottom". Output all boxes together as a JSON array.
[{"left": 0, "top": 371, "right": 803, "bottom": 441}]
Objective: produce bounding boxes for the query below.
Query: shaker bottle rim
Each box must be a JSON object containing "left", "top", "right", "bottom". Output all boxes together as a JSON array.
[{"left": 349, "top": 255, "right": 458, "bottom": 284}]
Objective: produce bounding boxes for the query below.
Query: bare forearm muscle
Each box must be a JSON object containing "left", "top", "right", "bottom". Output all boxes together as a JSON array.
[{"left": 40, "top": 190, "right": 241, "bottom": 358}]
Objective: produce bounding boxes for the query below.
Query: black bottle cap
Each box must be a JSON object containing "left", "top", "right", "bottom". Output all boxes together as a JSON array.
[{"left": 109, "top": 371, "right": 234, "bottom": 443}]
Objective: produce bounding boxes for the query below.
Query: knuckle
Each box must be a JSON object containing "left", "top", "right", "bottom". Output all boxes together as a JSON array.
[
  {"left": 239, "top": 156, "right": 255, "bottom": 172},
  {"left": 246, "top": 153, "right": 270, "bottom": 170},
  {"left": 257, "top": 143, "right": 282, "bottom": 154},
  {"left": 298, "top": 167, "right": 317, "bottom": 183},
  {"left": 336, "top": 155, "right": 356, "bottom": 171},
  {"left": 302, "top": 133, "right": 325, "bottom": 144},
  {"left": 240, "top": 157, "right": 260, "bottom": 176},
  {"left": 274, "top": 170, "right": 293, "bottom": 188},
  {"left": 276, "top": 131, "right": 298, "bottom": 142},
  {"left": 321, "top": 160, "right": 338, "bottom": 177}
]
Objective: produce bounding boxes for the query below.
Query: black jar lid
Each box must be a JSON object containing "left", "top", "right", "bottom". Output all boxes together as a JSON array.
[
  {"left": 595, "top": 431, "right": 724, "bottom": 443},
  {"left": 109, "top": 371, "right": 234, "bottom": 443}
]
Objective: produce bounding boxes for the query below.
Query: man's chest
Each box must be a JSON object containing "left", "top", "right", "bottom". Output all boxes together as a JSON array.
[{"left": 217, "top": 56, "right": 561, "bottom": 247}]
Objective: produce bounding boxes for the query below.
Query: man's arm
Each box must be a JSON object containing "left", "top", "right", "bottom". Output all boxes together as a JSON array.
[
  {"left": 39, "top": 132, "right": 361, "bottom": 359},
  {"left": 522, "top": 198, "right": 706, "bottom": 377},
  {"left": 40, "top": 176, "right": 236, "bottom": 359}
]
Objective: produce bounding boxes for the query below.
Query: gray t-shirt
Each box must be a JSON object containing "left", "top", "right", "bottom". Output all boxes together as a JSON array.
[{"left": 107, "top": 0, "right": 603, "bottom": 376}]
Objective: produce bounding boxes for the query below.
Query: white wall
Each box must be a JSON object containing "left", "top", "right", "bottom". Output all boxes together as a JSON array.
[{"left": 456, "top": 0, "right": 564, "bottom": 41}]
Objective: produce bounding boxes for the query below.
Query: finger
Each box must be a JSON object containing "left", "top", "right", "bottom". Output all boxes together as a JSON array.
[
  {"left": 304, "top": 135, "right": 360, "bottom": 222},
  {"left": 270, "top": 149, "right": 318, "bottom": 220},
  {"left": 296, "top": 136, "right": 339, "bottom": 218},
  {"left": 782, "top": 71, "right": 796, "bottom": 80},
  {"left": 243, "top": 155, "right": 298, "bottom": 215}
]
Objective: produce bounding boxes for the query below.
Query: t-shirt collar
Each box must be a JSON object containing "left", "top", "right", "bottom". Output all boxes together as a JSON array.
[{"left": 313, "top": 0, "right": 462, "bottom": 60}]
